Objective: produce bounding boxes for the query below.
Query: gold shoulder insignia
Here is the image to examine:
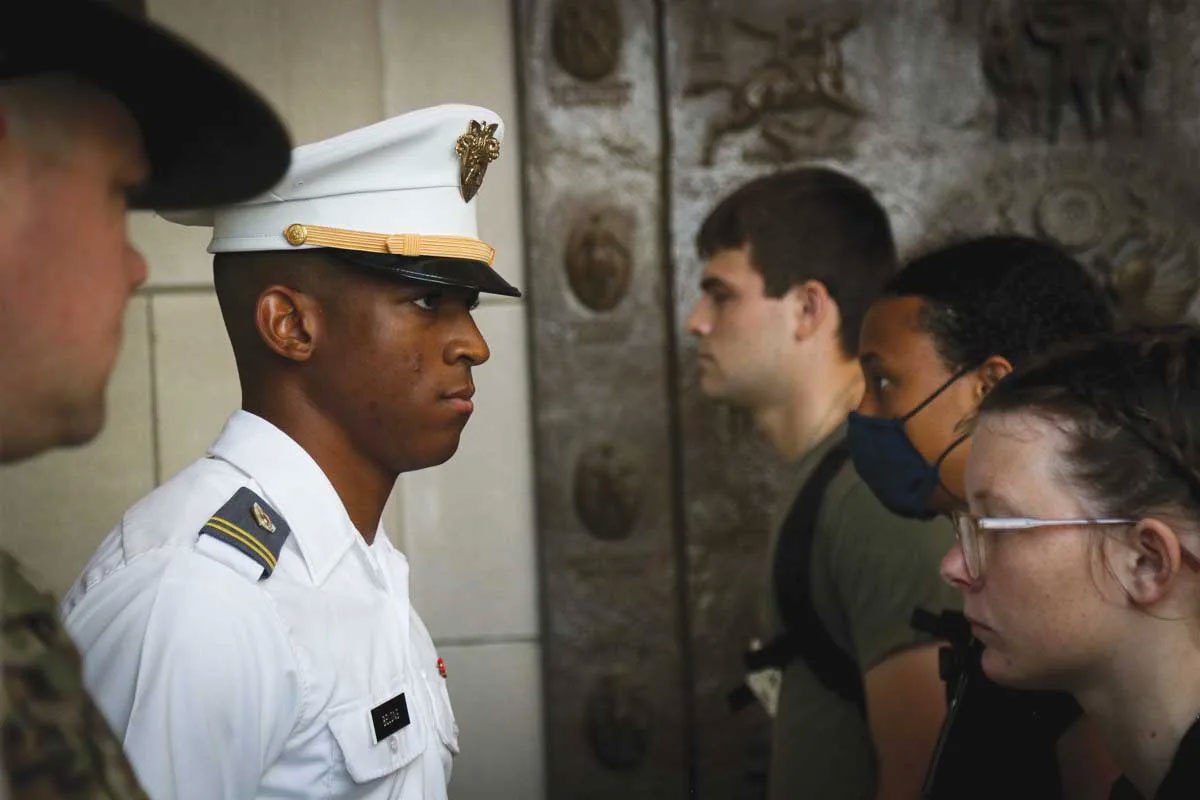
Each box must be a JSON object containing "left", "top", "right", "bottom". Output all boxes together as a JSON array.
[{"left": 199, "top": 487, "right": 290, "bottom": 578}]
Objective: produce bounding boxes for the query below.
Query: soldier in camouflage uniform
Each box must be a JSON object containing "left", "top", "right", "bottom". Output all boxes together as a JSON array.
[
  {"left": 2, "top": 553, "right": 147, "bottom": 799},
  {"left": 0, "top": 1, "right": 290, "bottom": 796}
]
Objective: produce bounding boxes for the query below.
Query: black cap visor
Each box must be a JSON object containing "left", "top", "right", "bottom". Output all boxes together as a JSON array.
[
  {"left": 1, "top": 0, "right": 291, "bottom": 210},
  {"left": 327, "top": 250, "right": 522, "bottom": 298}
]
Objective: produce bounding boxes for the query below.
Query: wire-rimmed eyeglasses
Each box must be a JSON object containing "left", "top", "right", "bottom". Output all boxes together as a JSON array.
[{"left": 949, "top": 513, "right": 1200, "bottom": 581}]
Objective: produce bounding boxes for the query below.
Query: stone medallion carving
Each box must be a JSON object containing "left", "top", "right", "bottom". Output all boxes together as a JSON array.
[
  {"left": 685, "top": 11, "right": 864, "bottom": 165},
  {"left": 565, "top": 206, "right": 634, "bottom": 311},
  {"left": 929, "top": 151, "right": 1200, "bottom": 327},
  {"left": 551, "top": 0, "right": 623, "bottom": 82},
  {"left": 574, "top": 441, "right": 642, "bottom": 541},
  {"left": 584, "top": 672, "right": 653, "bottom": 770},
  {"left": 1034, "top": 182, "right": 1109, "bottom": 251}
]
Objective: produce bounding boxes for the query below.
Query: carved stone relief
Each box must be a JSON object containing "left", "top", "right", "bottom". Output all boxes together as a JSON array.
[
  {"left": 931, "top": 152, "right": 1200, "bottom": 326},
  {"left": 552, "top": 0, "right": 623, "bottom": 81},
  {"left": 550, "top": 0, "right": 632, "bottom": 106},
  {"left": 585, "top": 672, "right": 653, "bottom": 770},
  {"left": 566, "top": 206, "right": 634, "bottom": 311},
  {"left": 523, "top": 0, "right": 1200, "bottom": 797},
  {"left": 574, "top": 441, "right": 642, "bottom": 541},
  {"left": 976, "top": 0, "right": 1190, "bottom": 141},
  {"left": 685, "top": 10, "right": 864, "bottom": 164}
]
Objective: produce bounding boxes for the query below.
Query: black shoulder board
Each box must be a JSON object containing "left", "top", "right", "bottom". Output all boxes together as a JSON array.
[{"left": 198, "top": 487, "right": 291, "bottom": 578}]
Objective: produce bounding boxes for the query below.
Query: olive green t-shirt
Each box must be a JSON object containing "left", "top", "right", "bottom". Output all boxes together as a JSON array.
[{"left": 765, "top": 425, "right": 961, "bottom": 800}]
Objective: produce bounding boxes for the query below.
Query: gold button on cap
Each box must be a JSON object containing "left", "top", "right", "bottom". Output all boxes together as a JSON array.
[{"left": 284, "top": 223, "right": 308, "bottom": 246}]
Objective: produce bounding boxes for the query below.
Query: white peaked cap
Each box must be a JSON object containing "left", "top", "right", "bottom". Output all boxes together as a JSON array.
[{"left": 162, "top": 103, "right": 520, "bottom": 297}]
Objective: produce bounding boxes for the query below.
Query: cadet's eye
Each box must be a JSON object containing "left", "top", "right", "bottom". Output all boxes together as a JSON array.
[{"left": 413, "top": 291, "right": 442, "bottom": 311}]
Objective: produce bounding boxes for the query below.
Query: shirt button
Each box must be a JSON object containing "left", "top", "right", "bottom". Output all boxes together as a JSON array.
[{"left": 389, "top": 737, "right": 399, "bottom": 753}]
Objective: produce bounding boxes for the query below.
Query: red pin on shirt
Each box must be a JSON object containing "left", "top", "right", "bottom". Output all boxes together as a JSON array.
[{"left": 437, "top": 657, "right": 447, "bottom": 679}]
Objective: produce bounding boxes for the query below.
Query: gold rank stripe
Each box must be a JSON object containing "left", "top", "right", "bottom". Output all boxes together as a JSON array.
[
  {"left": 206, "top": 516, "right": 277, "bottom": 570},
  {"left": 283, "top": 223, "right": 496, "bottom": 267}
]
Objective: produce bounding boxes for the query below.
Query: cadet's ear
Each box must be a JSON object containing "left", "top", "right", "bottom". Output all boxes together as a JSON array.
[
  {"left": 973, "top": 355, "right": 1013, "bottom": 403},
  {"left": 255, "top": 285, "right": 321, "bottom": 362}
]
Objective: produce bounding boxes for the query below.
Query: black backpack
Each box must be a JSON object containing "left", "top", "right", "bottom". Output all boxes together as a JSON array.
[{"left": 735, "top": 442, "right": 865, "bottom": 713}]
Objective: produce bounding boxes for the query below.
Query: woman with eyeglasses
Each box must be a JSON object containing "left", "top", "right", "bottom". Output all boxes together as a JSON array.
[
  {"left": 945, "top": 327, "right": 1200, "bottom": 799},
  {"left": 848, "top": 235, "right": 1117, "bottom": 798}
]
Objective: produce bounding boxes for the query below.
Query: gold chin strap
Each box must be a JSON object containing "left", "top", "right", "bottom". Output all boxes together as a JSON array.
[{"left": 283, "top": 223, "right": 495, "bottom": 266}]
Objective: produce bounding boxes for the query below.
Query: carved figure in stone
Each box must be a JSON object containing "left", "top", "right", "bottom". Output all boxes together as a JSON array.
[
  {"left": 551, "top": 0, "right": 623, "bottom": 82},
  {"left": 1101, "top": 0, "right": 1152, "bottom": 134},
  {"left": 687, "top": 14, "right": 864, "bottom": 165},
  {"left": 979, "top": 0, "right": 1152, "bottom": 141},
  {"left": 565, "top": 207, "right": 633, "bottom": 311},
  {"left": 981, "top": 0, "right": 1039, "bottom": 138},
  {"left": 573, "top": 442, "right": 641, "bottom": 541}
]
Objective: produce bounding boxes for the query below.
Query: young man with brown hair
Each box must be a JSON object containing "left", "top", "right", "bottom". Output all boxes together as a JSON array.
[{"left": 687, "top": 167, "right": 959, "bottom": 800}]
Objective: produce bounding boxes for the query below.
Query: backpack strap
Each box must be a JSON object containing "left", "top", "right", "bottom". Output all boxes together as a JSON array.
[{"left": 756, "top": 441, "right": 866, "bottom": 717}]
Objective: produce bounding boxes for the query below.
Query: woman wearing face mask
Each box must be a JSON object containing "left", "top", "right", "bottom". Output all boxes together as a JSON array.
[
  {"left": 847, "top": 235, "right": 1117, "bottom": 799},
  {"left": 848, "top": 235, "right": 1113, "bottom": 519},
  {"left": 946, "top": 327, "right": 1200, "bottom": 799}
]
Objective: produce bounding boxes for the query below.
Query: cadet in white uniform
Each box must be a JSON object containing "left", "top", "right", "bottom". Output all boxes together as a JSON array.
[{"left": 62, "top": 105, "right": 519, "bottom": 800}]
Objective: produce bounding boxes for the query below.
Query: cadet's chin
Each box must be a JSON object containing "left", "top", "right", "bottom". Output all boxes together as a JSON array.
[{"left": 399, "top": 429, "right": 465, "bottom": 473}]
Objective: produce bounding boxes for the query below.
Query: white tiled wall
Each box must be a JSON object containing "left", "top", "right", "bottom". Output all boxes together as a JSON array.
[
  {"left": 440, "top": 641, "right": 545, "bottom": 800},
  {"left": 1, "top": 3, "right": 542, "bottom": 797},
  {"left": 150, "top": 292, "right": 240, "bottom": 480}
]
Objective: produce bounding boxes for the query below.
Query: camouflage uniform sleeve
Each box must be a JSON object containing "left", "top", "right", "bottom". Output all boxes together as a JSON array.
[{"left": 1, "top": 549, "right": 149, "bottom": 799}]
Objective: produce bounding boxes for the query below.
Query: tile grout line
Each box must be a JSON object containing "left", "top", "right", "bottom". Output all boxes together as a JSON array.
[{"left": 432, "top": 633, "right": 540, "bottom": 648}]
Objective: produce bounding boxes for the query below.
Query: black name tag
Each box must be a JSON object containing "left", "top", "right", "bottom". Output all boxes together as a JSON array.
[{"left": 371, "top": 693, "right": 410, "bottom": 743}]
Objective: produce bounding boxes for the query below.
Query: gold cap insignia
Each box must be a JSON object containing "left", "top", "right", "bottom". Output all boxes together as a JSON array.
[
  {"left": 284, "top": 223, "right": 308, "bottom": 246},
  {"left": 252, "top": 502, "right": 277, "bottom": 533},
  {"left": 454, "top": 120, "right": 500, "bottom": 203}
]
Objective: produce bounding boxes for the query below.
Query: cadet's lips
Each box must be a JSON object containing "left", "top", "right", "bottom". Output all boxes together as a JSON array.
[{"left": 442, "top": 386, "right": 474, "bottom": 415}]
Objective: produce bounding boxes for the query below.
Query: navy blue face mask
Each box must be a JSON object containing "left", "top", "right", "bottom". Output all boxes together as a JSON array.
[{"left": 846, "top": 368, "right": 971, "bottom": 520}]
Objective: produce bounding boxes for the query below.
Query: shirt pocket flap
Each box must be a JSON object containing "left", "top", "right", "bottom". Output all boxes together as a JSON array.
[{"left": 328, "top": 699, "right": 423, "bottom": 784}]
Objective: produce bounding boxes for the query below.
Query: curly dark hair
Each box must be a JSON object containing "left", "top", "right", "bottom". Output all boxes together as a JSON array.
[
  {"left": 884, "top": 236, "right": 1114, "bottom": 371},
  {"left": 696, "top": 167, "right": 896, "bottom": 356},
  {"left": 979, "top": 326, "right": 1200, "bottom": 520}
]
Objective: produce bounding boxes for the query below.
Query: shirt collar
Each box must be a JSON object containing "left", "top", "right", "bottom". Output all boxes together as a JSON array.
[{"left": 208, "top": 410, "right": 357, "bottom": 586}]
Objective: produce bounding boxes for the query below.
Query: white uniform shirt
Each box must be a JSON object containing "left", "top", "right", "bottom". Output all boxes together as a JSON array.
[{"left": 62, "top": 411, "right": 458, "bottom": 800}]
